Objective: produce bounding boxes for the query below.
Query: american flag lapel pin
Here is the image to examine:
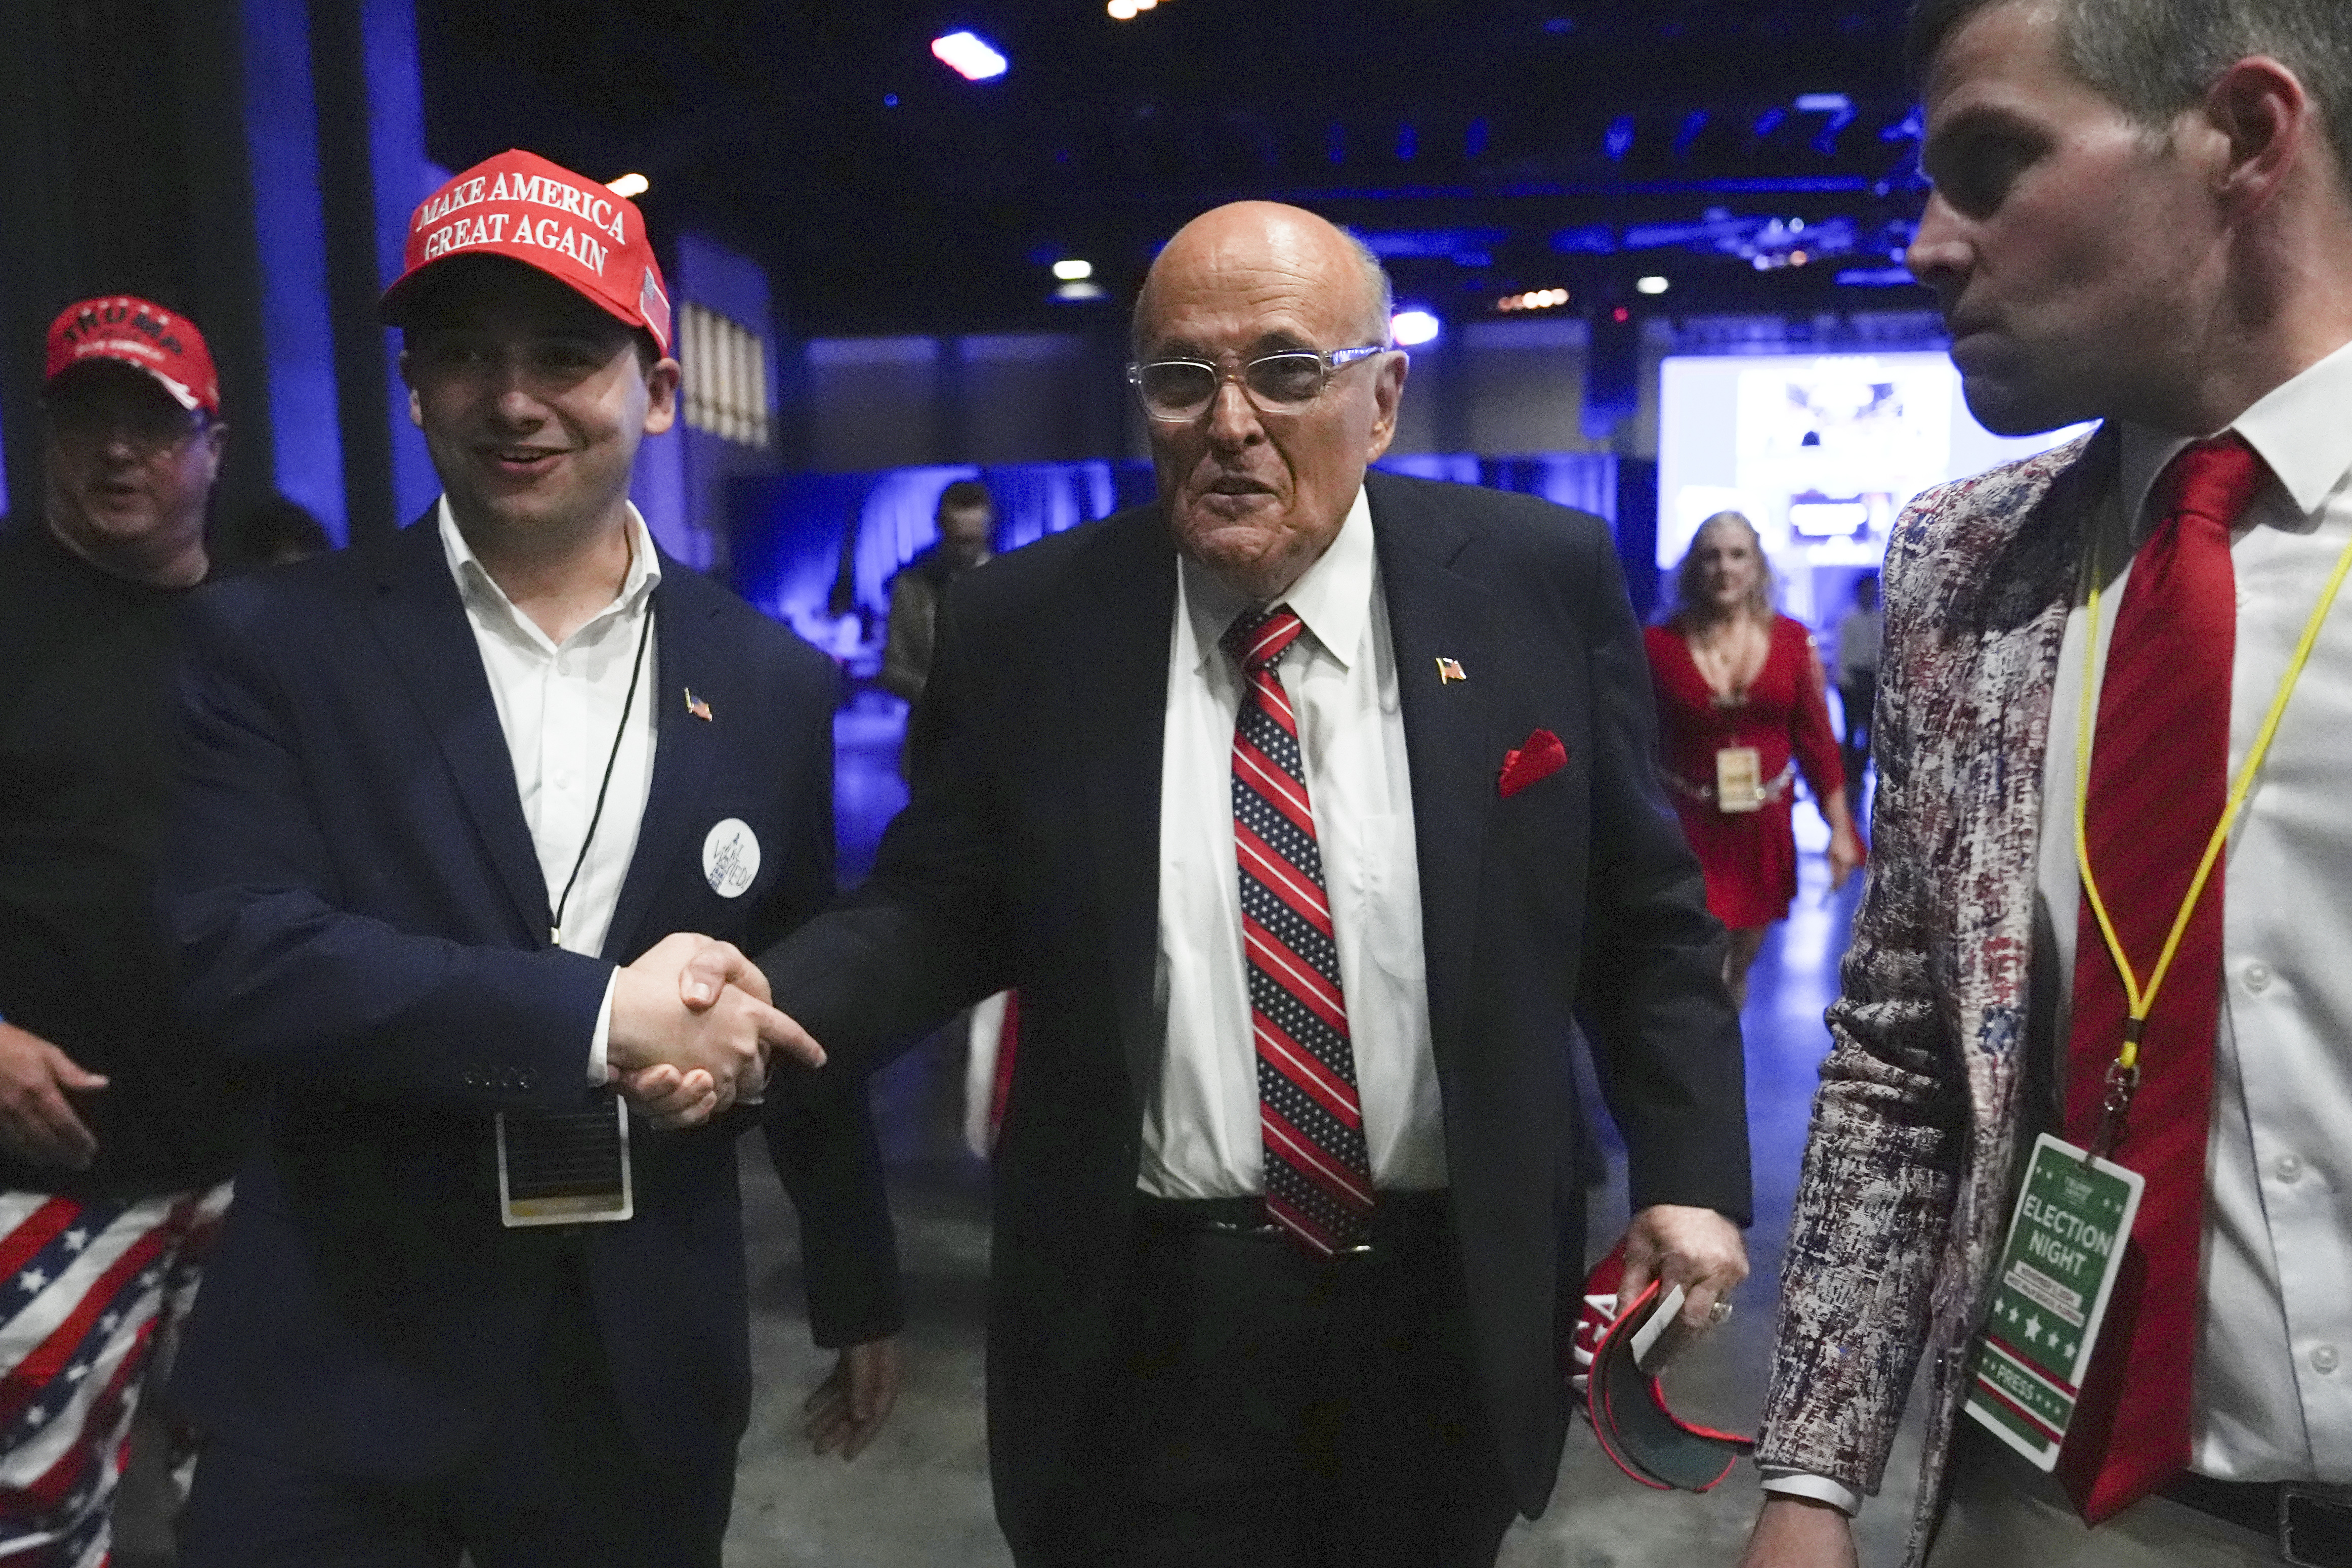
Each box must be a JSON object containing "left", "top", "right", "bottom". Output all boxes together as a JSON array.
[
  {"left": 1435, "top": 657, "right": 1467, "bottom": 685},
  {"left": 685, "top": 688, "right": 713, "bottom": 722}
]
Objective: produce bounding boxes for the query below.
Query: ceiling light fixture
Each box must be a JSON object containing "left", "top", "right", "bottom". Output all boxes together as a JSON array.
[
  {"left": 1391, "top": 309, "right": 1442, "bottom": 347},
  {"left": 931, "top": 31, "right": 1008, "bottom": 81},
  {"left": 1052, "top": 259, "right": 1095, "bottom": 281},
  {"left": 1636, "top": 275, "right": 1670, "bottom": 295},
  {"left": 605, "top": 173, "right": 650, "bottom": 199}
]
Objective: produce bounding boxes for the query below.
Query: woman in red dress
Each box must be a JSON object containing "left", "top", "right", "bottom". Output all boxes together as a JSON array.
[{"left": 1646, "top": 512, "right": 1864, "bottom": 1005}]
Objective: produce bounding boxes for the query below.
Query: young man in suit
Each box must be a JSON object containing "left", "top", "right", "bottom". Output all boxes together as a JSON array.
[
  {"left": 1741, "top": 2, "right": 2352, "bottom": 1564},
  {"left": 740, "top": 200, "right": 1751, "bottom": 1566},
  {"left": 161, "top": 150, "right": 900, "bottom": 1567}
]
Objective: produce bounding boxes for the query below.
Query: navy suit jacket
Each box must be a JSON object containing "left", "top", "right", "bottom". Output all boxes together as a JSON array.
[
  {"left": 160, "top": 515, "right": 898, "bottom": 1487},
  {"left": 762, "top": 470, "right": 1750, "bottom": 1547}
]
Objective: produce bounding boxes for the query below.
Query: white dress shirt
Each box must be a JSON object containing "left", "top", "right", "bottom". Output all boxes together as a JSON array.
[
  {"left": 1139, "top": 484, "right": 1449, "bottom": 1199},
  {"left": 2036, "top": 336, "right": 2352, "bottom": 1485},
  {"left": 438, "top": 499, "right": 662, "bottom": 1082},
  {"left": 1763, "top": 337, "right": 2352, "bottom": 1516}
]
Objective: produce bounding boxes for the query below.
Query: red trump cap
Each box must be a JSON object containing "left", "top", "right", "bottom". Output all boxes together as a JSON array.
[
  {"left": 45, "top": 296, "right": 221, "bottom": 416},
  {"left": 382, "top": 149, "right": 673, "bottom": 356}
]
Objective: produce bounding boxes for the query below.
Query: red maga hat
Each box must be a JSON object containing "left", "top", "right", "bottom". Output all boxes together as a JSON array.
[
  {"left": 1567, "top": 1239, "right": 1754, "bottom": 1493},
  {"left": 45, "top": 296, "right": 221, "bottom": 417},
  {"left": 381, "top": 149, "right": 673, "bottom": 356}
]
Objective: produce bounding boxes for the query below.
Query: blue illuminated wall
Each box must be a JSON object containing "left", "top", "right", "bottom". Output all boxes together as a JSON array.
[
  {"left": 359, "top": 2, "right": 441, "bottom": 527},
  {"left": 242, "top": 0, "right": 348, "bottom": 541},
  {"left": 732, "top": 460, "right": 1152, "bottom": 672},
  {"left": 227, "top": 0, "right": 437, "bottom": 542},
  {"left": 732, "top": 452, "right": 1632, "bottom": 676}
]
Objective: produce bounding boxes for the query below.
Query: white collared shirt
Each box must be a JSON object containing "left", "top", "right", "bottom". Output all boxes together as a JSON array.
[
  {"left": 2035, "top": 335, "right": 2352, "bottom": 1484},
  {"left": 1140, "top": 484, "right": 1449, "bottom": 1198},
  {"left": 437, "top": 499, "right": 661, "bottom": 1081}
]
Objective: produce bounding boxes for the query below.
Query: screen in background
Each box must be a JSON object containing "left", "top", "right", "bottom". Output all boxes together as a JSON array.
[{"left": 1658, "top": 351, "right": 2092, "bottom": 626}]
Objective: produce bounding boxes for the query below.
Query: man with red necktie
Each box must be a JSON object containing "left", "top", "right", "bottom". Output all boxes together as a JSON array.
[
  {"left": 1742, "top": 2, "right": 2352, "bottom": 1565},
  {"left": 747, "top": 199, "right": 1751, "bottom": 1565}
]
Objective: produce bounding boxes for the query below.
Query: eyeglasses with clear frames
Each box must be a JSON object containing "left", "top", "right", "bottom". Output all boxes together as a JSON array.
[{"left": 1126, "top": 344, "right": 1391, "bottom": 422}]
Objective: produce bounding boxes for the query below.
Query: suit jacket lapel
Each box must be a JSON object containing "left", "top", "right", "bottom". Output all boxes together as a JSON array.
[
  {"left": 366, "top": 514, "right": 552, "bottom": 942},
  {"left": 1943, "top": 431, "right": 2111, "bottom": 1084},
  {"left": 1366, "top": 471, "right": 1496, "bottom": 1084},
  {"left": 604, "top": 566, "right": 722, "bottom": 960},
  {"left": 1075, "top": 510, "right": 1179, "bottom": 1111}
]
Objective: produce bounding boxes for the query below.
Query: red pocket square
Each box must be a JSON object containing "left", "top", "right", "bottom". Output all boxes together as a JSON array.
[{"left": 1499, "top": 729, "right": 1568, "bottom": 798}]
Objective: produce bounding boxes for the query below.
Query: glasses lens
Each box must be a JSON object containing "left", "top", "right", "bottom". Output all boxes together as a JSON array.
[
  {"left": 51, "top": 403, "right": 200, "bottom": 452},
  {"left": 1242, "top": 353, "right": 1327, "bottom": 410},
  {"left": 1137, "top": 362, "right": 1217, "bottom": 416}
]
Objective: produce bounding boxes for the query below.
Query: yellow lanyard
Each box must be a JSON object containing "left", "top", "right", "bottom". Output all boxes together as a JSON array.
[{"left": 2073, "top": 520, "right": 2352, "bottom": 1106}]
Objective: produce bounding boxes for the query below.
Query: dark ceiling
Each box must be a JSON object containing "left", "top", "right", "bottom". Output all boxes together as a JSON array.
[{"left": 418, "top": 0, "right": 1938, "bottom": 338}]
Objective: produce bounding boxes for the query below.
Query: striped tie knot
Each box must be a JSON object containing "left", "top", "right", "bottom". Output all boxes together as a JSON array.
[{"left": 1224, "top": 605, "right": 1308, "bottom": 674}]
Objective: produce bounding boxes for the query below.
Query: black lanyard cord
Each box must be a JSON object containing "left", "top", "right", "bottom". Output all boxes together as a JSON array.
[{"left": 550, "top": 598, "right": 655, "bottom": 948}]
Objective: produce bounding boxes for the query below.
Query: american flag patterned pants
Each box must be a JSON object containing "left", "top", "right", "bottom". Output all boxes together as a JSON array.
[{"left": 0, "top": 1181, "right": 233, "bottom": 1567}]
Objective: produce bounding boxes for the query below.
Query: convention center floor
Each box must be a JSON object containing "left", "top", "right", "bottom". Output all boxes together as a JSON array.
[{"left": 721, "top": 701, "right": 1928, "bottom": 1566}]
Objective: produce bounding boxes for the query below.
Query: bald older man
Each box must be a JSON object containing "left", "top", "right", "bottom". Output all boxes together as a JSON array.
[{"left": 753, "top": 201, "right": 1750, "bottom": 1566}]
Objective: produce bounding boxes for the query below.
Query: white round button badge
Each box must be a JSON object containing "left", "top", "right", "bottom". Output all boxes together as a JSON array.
[{"left": 702, "top": 818, "right": 761, "bottom": 899}]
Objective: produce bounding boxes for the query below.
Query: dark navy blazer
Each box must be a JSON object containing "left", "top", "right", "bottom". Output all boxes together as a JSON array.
[
  {"left": 762, "top": 470, "right": 1751, "bottom": 1549},
  {"left": 160, "top": 515, "right": 897, "bottom": 1487}
]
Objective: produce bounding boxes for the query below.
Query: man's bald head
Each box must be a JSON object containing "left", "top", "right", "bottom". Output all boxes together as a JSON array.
[
  {"left": 1135, "top": 203, "right": 1393, "bottom": 357},
  {"left": 1128, "top": 202, "right": 1410, "bottom": 604}
]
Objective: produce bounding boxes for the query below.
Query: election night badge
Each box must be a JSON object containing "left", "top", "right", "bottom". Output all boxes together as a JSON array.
[{"left": 1964, "top": 1133, "right": 2145, "bottom": 1469}]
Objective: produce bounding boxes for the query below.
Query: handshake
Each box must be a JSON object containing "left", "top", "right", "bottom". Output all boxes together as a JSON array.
[{"left": 607, "top": 933, "right": 824, "bottom": 1129}]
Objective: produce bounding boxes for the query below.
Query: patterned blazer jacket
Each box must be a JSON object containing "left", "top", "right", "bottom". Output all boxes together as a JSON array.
[{"left": 1756, "top": 428, "right": 2115, "bottom": 1566}]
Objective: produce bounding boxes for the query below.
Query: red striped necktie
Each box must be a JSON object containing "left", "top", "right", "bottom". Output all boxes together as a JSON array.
[
  {"left": 1223, "top": 605, "right": 1376, "bottom": 1257},
  {"left": 2059, "top": 433, "right": 2269, "bottom": 1522}
]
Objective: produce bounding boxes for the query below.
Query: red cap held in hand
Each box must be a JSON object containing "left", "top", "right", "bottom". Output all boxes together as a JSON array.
[
  {"left": 1567, "top": 1238, "right": 1754, "bottom": 1493},
  {"left": 381, "top": 149, "right": 673, "bottom": 356},
  {"left": 45, "top": 296, "right": 221, "bottom": 416}
]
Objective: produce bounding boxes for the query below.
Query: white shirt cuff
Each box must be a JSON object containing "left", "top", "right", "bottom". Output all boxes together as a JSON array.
[
  {"left": 1758, "top": 1470, "right": 1862, "bottom": 1516},
  {"left": 589, "top": 970, "right": 616, "bottom": 1086}
]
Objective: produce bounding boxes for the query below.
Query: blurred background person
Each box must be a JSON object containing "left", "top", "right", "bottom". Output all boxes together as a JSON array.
[
  {"left": 0, "top": 296, "right": 244, "bottom": 1567},
  {"left": 1833, "top": 572, "right": 1882, "bottom": 818},
  {"left": 877, "top": 478, "right": 1016, "bottom": 1152},
  {"left": 879, "top": 478, "right": 995, "bottom": 778},
  {"left": 1646, "top": 512, "right": 1862, "bottom": 1006}
]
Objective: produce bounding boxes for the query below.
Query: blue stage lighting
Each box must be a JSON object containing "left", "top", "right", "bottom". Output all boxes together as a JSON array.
[{"left": 1552, "top": 224, "right": 1618, "bottom": 256}]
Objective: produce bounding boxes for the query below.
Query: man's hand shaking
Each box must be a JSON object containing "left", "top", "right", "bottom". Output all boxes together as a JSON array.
[{"left": 608, "top": 934, "right": 824, "bottom": 1130}]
